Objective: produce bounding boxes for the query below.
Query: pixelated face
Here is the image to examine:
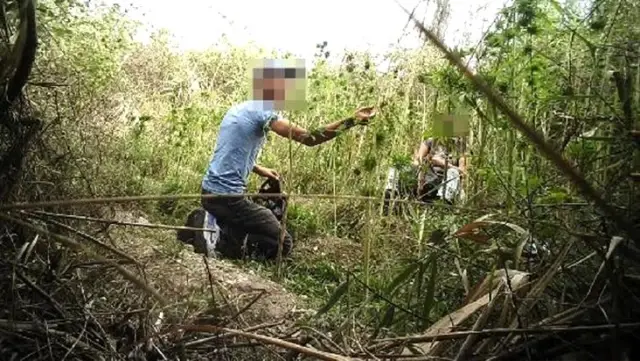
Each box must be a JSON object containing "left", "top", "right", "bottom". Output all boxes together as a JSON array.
[
  {"left": 432, "top": 112, "right": 470, "bottom": 138},
  {"left": 249, "top": 58, "right": 307, "bottom": 111}
]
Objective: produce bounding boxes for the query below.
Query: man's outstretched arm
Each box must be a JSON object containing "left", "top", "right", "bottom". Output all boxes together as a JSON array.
[
  {"left": 269, "top": 107, "right": 375, "bottom": 147},
  {"left": 269, "top": 117, "right": 357, "bottom": 147}
]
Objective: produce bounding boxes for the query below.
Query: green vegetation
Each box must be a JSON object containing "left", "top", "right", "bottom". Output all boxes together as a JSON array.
[{"left": 1, "top": 0, "right": 638, "bottom": 359}]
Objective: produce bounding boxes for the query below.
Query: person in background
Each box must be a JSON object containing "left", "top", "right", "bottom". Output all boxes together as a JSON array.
[
  {"left": 383, "top": 149, "right": 421, "bottom": 215},
  {"left": 414, "top": 136, "right": 468, "bottom": 204},
  {"left": 200, "top": 64, "right": 376, "bottom": 261}
]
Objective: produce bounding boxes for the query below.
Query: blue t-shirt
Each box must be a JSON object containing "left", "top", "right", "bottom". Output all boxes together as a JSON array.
[{"left": 202, "top": 100, "right": 280, "bottom": 194}]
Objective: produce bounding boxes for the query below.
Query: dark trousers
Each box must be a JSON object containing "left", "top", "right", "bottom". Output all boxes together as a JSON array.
[{"left": 201, "top": 189, "right": 293, "bottom": 260}]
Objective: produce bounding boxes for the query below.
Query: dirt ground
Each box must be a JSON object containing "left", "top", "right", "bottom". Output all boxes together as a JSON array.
[
  {"left": 108, "top": 209, "right": 313, "bottom": 326},
  {"left": 293, "top": 235, "right": 363, "bottom": 268}
]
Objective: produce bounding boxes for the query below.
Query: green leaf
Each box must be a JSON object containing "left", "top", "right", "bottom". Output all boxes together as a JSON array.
[
  {"left": 379, "top": 304, "right": 396, "bottom": 328},
  {"left": 314, "top": 279, "right": 350, "bottom": 318},
  {"left": 421, "top": 255, "right": 438, "bottom": 321},
  {"left": 384, "top": 261, "right": 420, "bottom": 297},
  {"left": 413, "top": 262, "right": 427, "bottom": 312}
]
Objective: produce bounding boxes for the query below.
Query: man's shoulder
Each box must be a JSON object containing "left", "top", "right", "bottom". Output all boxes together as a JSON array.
[
  {"left": 229, "top": 100, "right": 257, "bottom": 115},
  {"left": 231, "top": 100, "right": 279, "bottom": 120},
  {"left": 222, "top": 101, "right": 280, "bottom": 134}
]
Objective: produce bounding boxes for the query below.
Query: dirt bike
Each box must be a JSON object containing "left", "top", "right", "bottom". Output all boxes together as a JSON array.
[{"left": 176, "top": 178, "right": 288, "bottom": 259}]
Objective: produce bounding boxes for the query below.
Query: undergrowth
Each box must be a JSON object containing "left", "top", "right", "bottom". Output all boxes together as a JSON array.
[{"left": 1, "top": 0, "right": 639, "bottom": 359}]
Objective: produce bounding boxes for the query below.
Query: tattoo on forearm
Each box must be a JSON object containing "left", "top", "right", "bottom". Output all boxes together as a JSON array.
[
  {"left": 305, "top": 117, "right": 357, "bottom": 145},
  {"left": 308, "top": 127, "right": 330, "bottom": 142},
  {"left": 343, "top": 117, "right": 356, "bottom": 129}
]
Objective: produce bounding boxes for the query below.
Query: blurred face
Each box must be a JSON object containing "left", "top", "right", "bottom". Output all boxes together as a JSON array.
[
  {"left": 249, "top": 59, "right": 307, "bottom": 111},
  {"left": 253, "top": 68, "right": 286, "bottom": 102}
]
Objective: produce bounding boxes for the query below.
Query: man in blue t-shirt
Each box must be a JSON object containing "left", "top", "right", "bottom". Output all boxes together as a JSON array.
[{"left": 201, "top": 65, "right": 376, "bottom": 260}]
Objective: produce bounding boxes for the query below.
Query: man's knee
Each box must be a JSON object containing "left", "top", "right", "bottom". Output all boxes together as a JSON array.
[
  {"left": 246, "top": 231, "right": 293, "bottom": 260},
  {"left": 274, "top": 233, "right": 293, "bottom": 259},
  {"left": 269, "top": 237, "right": 293, "bottom": 259},
  {"left": 246, "top": 204, "right": 285, "bottom": 238}
]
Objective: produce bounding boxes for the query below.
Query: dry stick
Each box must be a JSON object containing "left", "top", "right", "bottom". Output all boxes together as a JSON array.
[
  {"left": 26, "top": 210, "right": 216, "bottom": 232},
  {"left": 454, "top": 286, "right": 503, "bottom": 361},
  {"left": 276, "top": 201, "right": 288, "bottom": 281},
  {"left": 0, "top": 213, "right": 167, "bottom": 305},
  {"left": 202, "top": 256, "right": 217, "bottom": 306},
  {"left": 300, "top": 326, "right": 349, "bottom": 356},
  {"left": 29, "top": 204, "right": 583, "bottom": 241},
  {"left": 60, "top": 317, "right": 89, "bottom": 361},
  {"left": 171, "top": 324, "right": 357, "bottom": 361},
  {"left": 373, "top": 322, "right": 640, "bottom": 345},
  {"left": 0, "top": 319, "right": 66, "bottom": 331},
  {"left": 226, "top": 289, "right": 266, "bottom": 323},
  {"left": 350, "top": 353, "right": 452, "bottom": 360},
  {"left": 284, "top": 334, "right": 314, "bottom": 361},
  {"left": 41, "top": 327, "right": 100, "bottom": 357},
  {"left": 195, "top": 264, "right": 237, "bottom": 327},
  {"left": 0, "top": 192, "right": 482, "bottom": 213},
  {"left": 393, "top": 0, "right": 638, "bottom": 242},
  {"left": 14, "top": 269, "right": 67, "bottom": 317},
  {"left": 23, "top": 211, "right": 141, "bottom": 266},
  {"left": 182, "top": 321, "right": 283, "bottom": 348},
  {"left": 26, "top": 206, "right": 466, "bottom": 233},
  {"left": 0, "top": 193, "right": 248, "bottom": 211}
]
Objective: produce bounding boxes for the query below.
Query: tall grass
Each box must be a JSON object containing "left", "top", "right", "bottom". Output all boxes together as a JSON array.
[{"left": 23, "top": 0, "right": 639, "bottom": 342}]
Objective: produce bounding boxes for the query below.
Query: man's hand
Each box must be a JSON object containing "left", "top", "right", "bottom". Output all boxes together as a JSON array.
[
  {"left": 260, "top": 167, "right": 280, "bottom": 180},
  {"left": 354, "top": 106, "right": 376, "bottom": 125},
  {"left": 253, "top": 165, "right": 279, "bottom": 180}
]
